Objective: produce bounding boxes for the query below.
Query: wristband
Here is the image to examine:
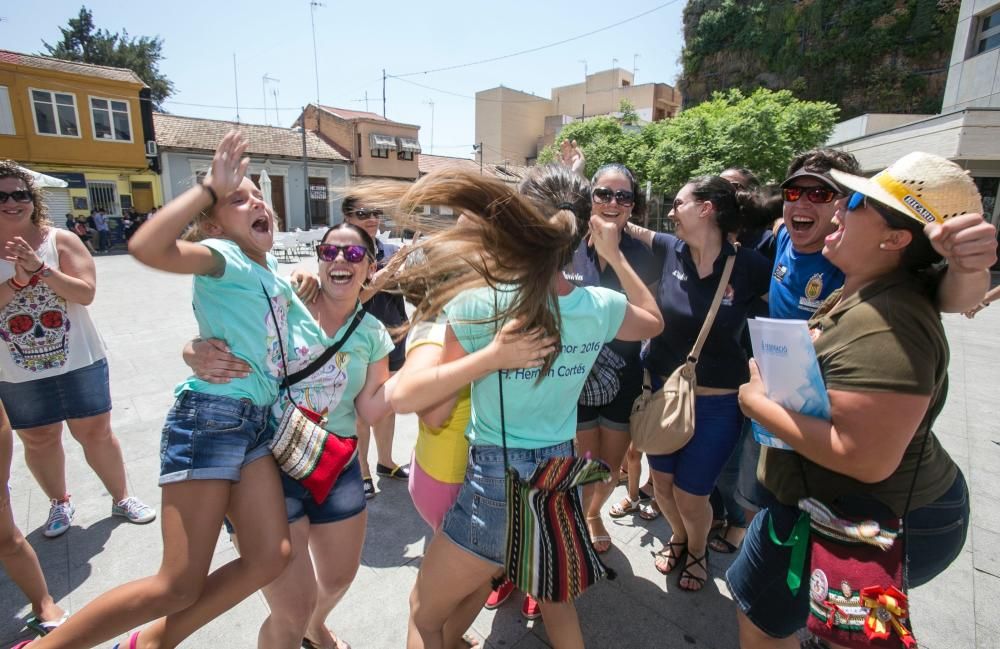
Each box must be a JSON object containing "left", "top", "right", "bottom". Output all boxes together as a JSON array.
[
  {"left": 27, "top": 262, "right": 44, "bottom": 275},
  {"left": 7, "top": 277, "right": 28, "bottom": 290},
  {"left": 203, "top": 184, "right": 218, "bottom": 206}
]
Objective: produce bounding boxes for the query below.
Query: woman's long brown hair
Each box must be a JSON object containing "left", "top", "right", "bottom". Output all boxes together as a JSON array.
[{"left": 350, "top": 165, "right": 591, "bottom": 378}]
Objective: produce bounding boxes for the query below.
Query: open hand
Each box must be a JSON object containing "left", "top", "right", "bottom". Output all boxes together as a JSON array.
[
  {"left": 559, "top": 139, "right": 586, "bottom": 177},
  {"left": 203, "top": 131, "right": 250, "bottom": 200},
  {"left": 183, "top": 338, "right": 251, "bottom": 383},
  {"left": 925, "top": 213, "right": 997, "bottom": 274},
  {"left": 4, "top": 236, "right": 43, "bottom": 281},
  {"left": 486, "top": 318, "right": 558, "bottom": 371}
]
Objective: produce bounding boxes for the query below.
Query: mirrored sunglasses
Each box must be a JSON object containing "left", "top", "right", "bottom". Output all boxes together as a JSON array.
[
  {"left": 0, "top": 190, "right": 33, "bottom": 203},
  {"left": 316, "top": 243, "right": 370, "bottom": 263},
  {"left": 592, "top": 187, "right": 635, "bottom": 207},
  {"left": 782, "top": 186, "right": 837, "bottom": 204}
]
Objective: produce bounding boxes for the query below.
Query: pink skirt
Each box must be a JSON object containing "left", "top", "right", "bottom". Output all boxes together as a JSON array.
[{"left": 408, "top": 454, "right": 462, "bottom": 531}]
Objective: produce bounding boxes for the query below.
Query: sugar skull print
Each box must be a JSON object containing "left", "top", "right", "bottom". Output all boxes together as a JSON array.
[{"left": 0, "top": 281, "right": 71, "bottom": 372}]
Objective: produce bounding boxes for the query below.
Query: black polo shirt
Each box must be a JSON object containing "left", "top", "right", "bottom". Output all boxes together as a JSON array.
[
  {"left": 645, "top": 233, "right": 771, "bottom": 389},
  {"left": 365, "top": 239, "right": 407, "bottom": 329},
  {"left": 566, "top": 232, "right": 661, "bottom": 363}
]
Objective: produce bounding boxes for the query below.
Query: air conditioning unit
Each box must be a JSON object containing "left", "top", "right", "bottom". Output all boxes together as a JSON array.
[{"left": 145, "top": 141, "right": 158, "bottom": 157}]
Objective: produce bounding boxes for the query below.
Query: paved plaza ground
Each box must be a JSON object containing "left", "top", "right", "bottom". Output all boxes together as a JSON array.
[{"left": 2, "top": 253, "right": 999, "bottom": 648}]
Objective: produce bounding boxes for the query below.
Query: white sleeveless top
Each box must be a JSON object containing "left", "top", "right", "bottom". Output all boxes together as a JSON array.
[{"left": 0, "top": 230, "right": 106, "bottom": 382}]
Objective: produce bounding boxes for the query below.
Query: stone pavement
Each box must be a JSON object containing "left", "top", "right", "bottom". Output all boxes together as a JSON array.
[{"left": 2, "top": 254, "right": 999, "bottom": 649}]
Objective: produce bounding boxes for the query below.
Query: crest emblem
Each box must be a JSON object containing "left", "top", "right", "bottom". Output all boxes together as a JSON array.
[{"left": 805, "top": 273, "right": 824, "bottom": 301}]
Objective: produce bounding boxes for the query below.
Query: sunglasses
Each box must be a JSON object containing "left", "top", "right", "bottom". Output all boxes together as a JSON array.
[
  {"left": 0, "top": 190, "right": 33, "bottom": 203},
  {"left": 592, "top": 187, "right": 635, "bottom": 207},
  {"left": 316, "top": 243, "right": 370, "bottom": 263},
  {"left": 782, "top": 186, "right": 838, "bottom": 204},
  {"left": 350, "top": 208, "right": 383, "bottom": 220}
]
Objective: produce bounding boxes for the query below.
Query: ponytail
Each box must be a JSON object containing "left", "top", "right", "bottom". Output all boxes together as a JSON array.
[{"left": 688, "top": 175, "right": 775, "bottom": 236}]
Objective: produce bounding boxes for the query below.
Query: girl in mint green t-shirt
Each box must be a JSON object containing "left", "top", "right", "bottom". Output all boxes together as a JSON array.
[
  {"left": 382, "top": 165, "right": 663, "bottom": 649},
  {"left": 31, "top": 132, "right": 300, "bottom": 649}
]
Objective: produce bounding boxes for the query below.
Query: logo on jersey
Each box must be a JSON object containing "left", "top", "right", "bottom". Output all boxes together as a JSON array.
[
  {"left": 773, "top": 264, "right": 787, "bottom": 282},
  {"left": 672, "top": 269, "right": 687, "bottom": 281},
  {"left": 804, "top": 273, "right": 824, "bottom": 301}
]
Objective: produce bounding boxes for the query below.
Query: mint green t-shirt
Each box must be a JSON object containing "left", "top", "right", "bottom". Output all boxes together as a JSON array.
[
  {"left": 176, "top": 238, "right": 310, "bottom": 406},
  {"left": 445, "top": 285, "right": 627, "bottom": 449},
  {"left": 275, "top": 302, "right": 394, "bottom": 437}
]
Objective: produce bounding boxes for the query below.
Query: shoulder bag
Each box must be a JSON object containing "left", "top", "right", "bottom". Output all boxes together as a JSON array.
[
  {"left": 263, "top": 283, "right": 363, "bottom": 504},
  {"left": 630, "top": 254, "right": 735, "bottom": 455}
]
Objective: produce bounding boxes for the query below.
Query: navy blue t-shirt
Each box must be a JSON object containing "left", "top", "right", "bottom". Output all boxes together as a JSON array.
[
  {"left": 645, "top": 233, "right": 771, "bottom": 389},
  {"left": 768, "top": 225, "right": 844, "bottom": 320},
  {"left": 566, "top": 232, "right": 661, "bottom": 363},
  {"left": 365, "top": 239, "right": 407, "bottom": 328}
]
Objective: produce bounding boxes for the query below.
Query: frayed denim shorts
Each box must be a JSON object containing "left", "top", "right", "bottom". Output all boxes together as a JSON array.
[
  {"left": 0, "top": 358, "right": 112, "bottom": 429},
  {"left": 159, "top": 391, "right": 274, "bottom": 485},
  {"left": 441, "top": 439, "right": 574, "bottom": 566}
]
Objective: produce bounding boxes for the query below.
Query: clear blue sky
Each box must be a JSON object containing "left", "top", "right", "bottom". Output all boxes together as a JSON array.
[{"left": 1, "top": 0, "right": 686, "bottom": 159}]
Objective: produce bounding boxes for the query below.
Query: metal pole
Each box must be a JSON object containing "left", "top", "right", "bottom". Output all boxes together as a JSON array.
[
  {"left": 382, "top": 69, "right": 387, "bottom": 118},
  {"left": 424, "top": 100, "right": 434, "bottom": 154},
  {"left": 479, "top": 142, "right": 483, "bottom": 175},
  {"left": 302, "top": 110, "right": 310, "bottom": 229},
  {"left": 232, "top": 53, "right": 240, "bottom": 123},
  {"left": 310, "top": 1, "right": 323, "bottom": 104}
]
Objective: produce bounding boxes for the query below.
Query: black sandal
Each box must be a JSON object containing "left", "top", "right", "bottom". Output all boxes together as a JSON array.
[
  {"left": 678, "top": 550, "right": 708, "bottom": 592},
  {"left": 653, "top": 539, "right": 687, "bottom": 575}
]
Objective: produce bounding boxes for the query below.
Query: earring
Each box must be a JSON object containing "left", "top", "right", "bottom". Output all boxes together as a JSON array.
[{"left": 879, "top": 243, "right": 887, "bottom": 250}]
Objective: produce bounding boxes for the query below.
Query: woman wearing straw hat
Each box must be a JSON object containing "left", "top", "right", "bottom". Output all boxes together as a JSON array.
[{"left": 729, "top": 151, "right": 995, "bottom": 648}]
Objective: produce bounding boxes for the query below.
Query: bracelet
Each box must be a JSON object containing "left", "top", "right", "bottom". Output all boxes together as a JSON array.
[
  {"left": 27, "top": 262, "right": 44, "bottom": 275},
  {"left": 202, "top": 184, "right": 218, "bottom": 206},
  {"left": 7, "top": 276, "right": 28, "bottom": 290}
]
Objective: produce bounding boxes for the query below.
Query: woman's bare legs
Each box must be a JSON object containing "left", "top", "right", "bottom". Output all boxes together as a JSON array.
[
  {"left": 577, "top": 425, "right": 631, "bottom": 550},
  {"left": 0, "top": 418, "right": 63, "bottom": 622},
  {"left": 303, "top": 510, "right": 367, "bottom": 648},
  {"left": 408, "top": 534, "right": 500, "bottom": 649},
  {"left": 29, "top": 479, "right": 233, "bottom": 649},
  {"left": 142, "top": 456, "right": 291, "bottom": 648},
  {"left": 256, "top": 519, "right": 316, "bottom": 649}
]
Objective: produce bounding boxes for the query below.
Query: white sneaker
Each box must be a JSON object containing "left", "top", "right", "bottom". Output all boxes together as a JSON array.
[
  {"left": 43, "top": 499, "right": 75, "bottom": 538},
  {"left": 111, "top": 496, "right": 157, "bottom": 524}
]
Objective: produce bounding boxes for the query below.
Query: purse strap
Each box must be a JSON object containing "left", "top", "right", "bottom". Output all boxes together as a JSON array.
[
  {"left": 494, "top": 293, "right": 511, "bottom": 475},
  {"left": 261, "top": 282, "right": 362, "bottom": 404},
  {"left": 687, "top": 253, "right": 736, "bottom": 365}
]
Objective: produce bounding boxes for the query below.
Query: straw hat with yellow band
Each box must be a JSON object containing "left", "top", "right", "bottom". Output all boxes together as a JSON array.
[{"left": 829, "top": 152, "right": 983, "bottom": 226}]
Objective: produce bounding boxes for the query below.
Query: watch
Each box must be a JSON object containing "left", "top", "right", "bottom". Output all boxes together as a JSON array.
[{"left": 38, "top": 264, "right": 52, "bottom": 278}]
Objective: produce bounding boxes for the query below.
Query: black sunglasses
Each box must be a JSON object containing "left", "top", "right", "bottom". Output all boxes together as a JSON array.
[
  {"left": 592, "top": 187, "right": 635, "bottom": 208},
  {"left": 350, "top": 208, "right": 383, "bottom": 220},
  {"left": 782, "top": 186, "right": 838, "bottom": 204},
  {"left": 316, "top": 243, "right": 370, "bottom": 263},
  {"left": 0, "top": 190, "right": 33, "bottom": 203}
]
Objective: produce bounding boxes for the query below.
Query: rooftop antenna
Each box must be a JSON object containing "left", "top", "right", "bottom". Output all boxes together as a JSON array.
[
  {"left": 232, "top": 53, "right": 240, "bottom": 123},
  {"left": 262, "top": 74, "right": 279, "bottom": 125},
  {"left": 423, "top": 100, "right": 434, "bottom": 155},
  {"left": 310, "top": 1, "right": 324, "bottom": 104},
  {"left": 633, "top": 53, "right": 639, "bottom": 82}
]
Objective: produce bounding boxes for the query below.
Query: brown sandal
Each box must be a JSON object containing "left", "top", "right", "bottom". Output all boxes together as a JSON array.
[
  {"left": 653, "top": 539, "right": 687, "bottom": 575},
  {"left": 678, "top": 550, "right": 708, "bottom": 592}
]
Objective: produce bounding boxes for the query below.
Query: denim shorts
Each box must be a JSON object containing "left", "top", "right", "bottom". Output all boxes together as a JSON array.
[
  {"left": 647, "top": 393, "right": 743, "bottom": 496},
  {"left": 441, "top": 440, "right": 575, "bottom": 566},
  {"left": 0, "top": 358, "right": 112, "bottom": 429},
  {"left": 577, "top": 366, "right": 642, "bottom": 431},
  {"left": 159, "top": 391, "right": 274, "bottom": 485},
  {"left": 281, "top": 454, "right": 366, "bottom": 525},
  {"left": 726, "top": 470, "right": 970, "bottom": 638}
]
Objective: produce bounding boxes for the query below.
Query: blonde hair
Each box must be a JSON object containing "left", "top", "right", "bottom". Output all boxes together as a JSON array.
[{"left": 350, "top": 165, "right": 591, "bottom": 377}]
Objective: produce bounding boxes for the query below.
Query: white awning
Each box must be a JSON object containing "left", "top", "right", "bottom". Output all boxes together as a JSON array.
[
  {"left": 369, "top": 133, "right": 397, "bottom": 150},
  {"left": 397, "top": 137, "right": 422, "bottom": 153}
]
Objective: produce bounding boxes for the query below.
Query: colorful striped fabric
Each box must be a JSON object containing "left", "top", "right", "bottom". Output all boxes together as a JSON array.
[{"left": 504, "top": 456, "right": 615, "bottom": 602}]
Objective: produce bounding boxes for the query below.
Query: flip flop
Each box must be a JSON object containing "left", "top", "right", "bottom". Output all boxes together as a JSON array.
[
  {"left": 112, "top": 631, "right": 140, "bottom": 649},
  {"left": 25, "top": 613, "right": 67, "bottom": 636}
]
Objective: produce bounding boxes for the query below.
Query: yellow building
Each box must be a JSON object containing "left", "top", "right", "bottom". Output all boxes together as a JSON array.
[{"left": 0, "top": 49, "right": 162, "bottom": 224}]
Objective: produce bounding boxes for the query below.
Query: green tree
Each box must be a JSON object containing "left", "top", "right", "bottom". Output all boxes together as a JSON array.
[
  {"left": 539, "top": 88, "right": 837, "bottom": 194},
  {"left": 618, "top": 99, "right": 639, "bottom": 126},
  {"left": 43, "top": 6, "right": 174, "bottom": 109}
]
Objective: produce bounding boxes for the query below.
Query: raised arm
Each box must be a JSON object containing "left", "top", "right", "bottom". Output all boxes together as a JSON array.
[
  {"left": 926, "top": 213, "right": 997, "bottom": 313},
  {"left": 590, "top": 216, "right": 663, "bottom": 341},
  {"left": 129, "top": 131, "right": 248, "bottom": 275}
]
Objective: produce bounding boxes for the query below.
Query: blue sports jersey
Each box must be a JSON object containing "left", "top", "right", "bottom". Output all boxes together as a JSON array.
[{"left": 768, "top": 225, "right": 844, "bottom": 320}]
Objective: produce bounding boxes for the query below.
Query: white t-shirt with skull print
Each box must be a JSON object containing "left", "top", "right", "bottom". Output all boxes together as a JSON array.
[{"left": 0, "top": 229, "right": 106, "bottom": 383}]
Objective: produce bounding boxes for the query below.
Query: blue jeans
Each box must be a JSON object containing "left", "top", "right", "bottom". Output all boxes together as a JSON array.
[
  {"left": 441, "top": 440, "right": 575, "bottom": 565},
  {"left": 726, "top": 470, "right": 970, "bottom": 638},
  {"left": 159, "top": 391, "right": 274, "bottom": 485}
]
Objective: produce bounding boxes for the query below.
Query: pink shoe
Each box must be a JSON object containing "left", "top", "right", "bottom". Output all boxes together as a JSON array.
[
  {"left": 112, "top": 631, "right": 140, "bottom": 649},
  {"left": 484, "top": 580, "right": 515, "bottom": 610},
  {"left": 521, "top": 594, "right": 541, "bottom": 620}
]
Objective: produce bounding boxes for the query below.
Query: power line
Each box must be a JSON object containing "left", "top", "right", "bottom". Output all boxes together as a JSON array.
[{"left": 392, "top": 0, "right": 681, "bottom": 78}]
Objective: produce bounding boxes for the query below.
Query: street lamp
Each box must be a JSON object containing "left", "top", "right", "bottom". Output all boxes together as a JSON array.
[{"left": 293, "top": 115, "right": 310, "bottom": 229}]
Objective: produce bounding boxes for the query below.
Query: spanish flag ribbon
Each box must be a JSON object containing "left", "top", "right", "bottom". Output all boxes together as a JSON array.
[{"left": 860, "top": 586, "right": 918, "bottom": 648}]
